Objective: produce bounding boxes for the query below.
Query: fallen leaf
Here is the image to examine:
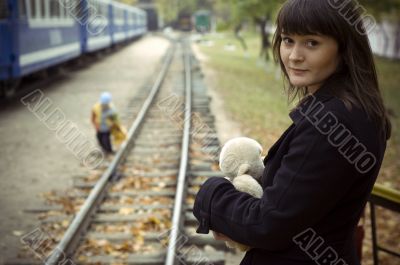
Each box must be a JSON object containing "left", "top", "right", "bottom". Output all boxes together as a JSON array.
[
  {"left": 12, "top": 230, "right": 24, "bottom": 236},
  {"left": 119, "top": 208, "right": 134, "bottom": 215}
]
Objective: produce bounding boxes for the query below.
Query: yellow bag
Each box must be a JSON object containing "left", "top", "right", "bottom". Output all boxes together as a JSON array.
[{"left": 111, "top": 123, "right": 127, "bottom": 148}]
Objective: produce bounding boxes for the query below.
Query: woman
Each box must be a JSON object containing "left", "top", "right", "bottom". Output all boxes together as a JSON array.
[{"left": 193, "top": 0, "right": 391, "bottom": 264}]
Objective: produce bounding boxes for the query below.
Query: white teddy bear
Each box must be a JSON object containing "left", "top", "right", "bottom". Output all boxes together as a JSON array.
[{"left": 217, "top": 137, "right": 265, "bottom": 251}]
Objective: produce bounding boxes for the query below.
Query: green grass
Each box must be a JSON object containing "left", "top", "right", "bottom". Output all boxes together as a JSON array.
[
  {"left": 197, "top": 31, "right": 400, "bottom": 189},
  {"left": 375, "top": 57, "right": 400, "bottom": 189},
  {"left": 376, "top": 57, "right": 400, "bottom": 141}
]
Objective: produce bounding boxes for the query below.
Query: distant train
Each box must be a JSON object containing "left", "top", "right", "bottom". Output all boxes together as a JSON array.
[
  {"left": 193, "top": 10, "right": 211, "bottom": 33},
  {"left": 176, "top": 9, "right": 211, "bottom": 33},
  {"left": 176, "top": 11, "right": 192, "bottom": 32},
  {"left": 0, "top": 0, "right": 147, "bottom": 97}
]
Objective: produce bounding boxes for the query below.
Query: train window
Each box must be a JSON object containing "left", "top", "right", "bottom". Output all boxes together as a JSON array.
[
  {"left": 78, "top": 1, "right": 86, "bottom": 19},
  {"left": 44, "top": 0, "right": 50, "bottom": 18},
  {"left": 27, "top": 0, "right": 36, "bottom": 18},
  {"left": 129, "top": 12, "right": 134, "bottom": 24},
  {"left": 88, "top": 2, "right": 96, "bottom": 19},
  {"left": 71, "top": 0, "right": 82, "bottom": 19},
  {"left": 18, "top": 0, "right": 27, "bottom": 18},
  {"left": 50, "top": 0, "right": 60, "bottom": 18},
  {"left": 60, "top": 3, "right": 66, "bottom": 18},
  {"left": 87, "top": 1, "right": 95, "bottom": 18},
  {"left": 65, "top": 4, "right": 70, "bottom": 18},
  {"left": 34, "top": 0, "right": 42, "bottom": 18},
  {"left": 94, "top": 3, "right": 100, "bottom": 16},
  {"left": 98, "top": 3, "right": 104, "bottom": 16},
  {"left": 103, "top": 5, "right": 108, "bottom": 17},
  {"left": 95, "top": 2, "right": 100, "bottom": 16},
  {"left": 40, "top": 0, "right": 46, "bottom": 18},
  {"left": 58, "top": 1, "right": 63, "bottom": 18},
  {"left": 0, "top": 0, "right": 8, "bottom": 20}
]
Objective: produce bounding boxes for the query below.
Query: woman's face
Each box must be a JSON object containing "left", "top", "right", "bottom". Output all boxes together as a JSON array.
[{"left": 280, "top": 33, "right": 340, "bottom": 93}]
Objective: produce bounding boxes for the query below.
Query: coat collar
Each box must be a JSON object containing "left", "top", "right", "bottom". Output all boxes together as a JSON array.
[{"left": 288, "top": 73, "right": 347, "bottom": 124}]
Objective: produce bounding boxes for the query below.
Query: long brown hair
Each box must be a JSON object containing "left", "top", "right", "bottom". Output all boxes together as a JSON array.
[{"left": 272, "top": 0, "right": 391, "bottom": 139}]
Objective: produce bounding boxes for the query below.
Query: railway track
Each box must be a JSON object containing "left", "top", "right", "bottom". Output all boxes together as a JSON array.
[{"left": 7, "top": 38, "right": 231, "bottom": 265}]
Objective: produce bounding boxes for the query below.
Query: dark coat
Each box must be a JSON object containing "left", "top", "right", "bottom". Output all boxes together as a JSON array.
[{"left": 193, "top": 79, "right": 387, "bottom": 265}]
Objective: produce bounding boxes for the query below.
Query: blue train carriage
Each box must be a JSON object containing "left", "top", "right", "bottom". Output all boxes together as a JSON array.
[
  {"left": 125, "top": 5, "right": 136, "bottom": 39},
  {"left": 110, "top": 1, "right": 127, "bottom": 45},
  {"left": 137, "top": 8, "right": 147, "bottom": 36},
  {"left": 0, "top": 0, "right": 81, "bottom": 97},
  {"left": 125, "top": 5, "right": 147, "bottom": 39},
  {"left": 82, "top": 0, "right": 113, "bottom": 53}
]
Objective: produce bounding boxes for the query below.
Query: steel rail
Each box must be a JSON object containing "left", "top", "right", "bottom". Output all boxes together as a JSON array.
[
  {"left": 44, "top": 44, "right": 176, "bottom": 265},
  {"left": 165, "top": 39, "right": 192, "bottom": 265}
]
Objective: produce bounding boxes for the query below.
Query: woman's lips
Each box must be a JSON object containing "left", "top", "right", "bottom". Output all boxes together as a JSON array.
[{"left": 290, "top": 68, "right": 308, "bottom": 75}]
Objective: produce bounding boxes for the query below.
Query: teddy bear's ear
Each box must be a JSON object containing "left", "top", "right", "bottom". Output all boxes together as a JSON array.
[
  {"left": 237, "top": 163, "right": 251, "bottom": 175},
  {"left": 220, "top": 153, "right": 237, "bottom": 170}
]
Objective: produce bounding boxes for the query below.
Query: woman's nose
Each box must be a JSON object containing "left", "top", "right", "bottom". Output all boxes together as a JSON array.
[{"left": 289, "top": 45, "right": 304, "bottom": 62}]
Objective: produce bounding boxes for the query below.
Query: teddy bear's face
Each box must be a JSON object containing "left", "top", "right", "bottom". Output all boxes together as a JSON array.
[{"left": 219, "top": 137, "right": 265, "bottom": 180}]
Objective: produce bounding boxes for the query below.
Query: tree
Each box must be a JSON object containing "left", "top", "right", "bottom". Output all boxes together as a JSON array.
[
  {"left": 215, "top": 0, "right": 284, "bottom": 60},
  {"left": 116, "top": 0, "right": 138, "bottom": 5},
  {"left": 154, "top": 0, "right": 197, "bottom": 25},
  {"left": 359, "top": 0, "right": 400, "bottom": 19},
  {"left": 359, "top": 0, "right": 400, "bottom": 57}
]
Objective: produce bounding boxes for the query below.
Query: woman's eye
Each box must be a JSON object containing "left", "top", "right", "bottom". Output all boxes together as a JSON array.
[
  {"left": 306, "top": 40, "right": 319, "bottom": 47},
  {"left": 282, "top": 37, "right": 293, "bottom": 44}
]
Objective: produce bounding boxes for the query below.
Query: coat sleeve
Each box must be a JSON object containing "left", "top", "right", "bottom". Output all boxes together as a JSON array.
[{"left": 193, "top": 115, "right": 358, "bottom": 251}]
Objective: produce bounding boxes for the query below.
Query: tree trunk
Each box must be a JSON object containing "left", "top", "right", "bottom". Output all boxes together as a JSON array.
[
  {"left": 394, "top": 21, "right": 400, "bottom": 59},
  {"left": 380, "top": 23, "right": 390, "bottom": 58},
  {"left": 255, "top": 17, "right": 270, "bottom": 61},
  {"left": 234, "top": 23, "right": 247, "bottom": 51}
]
